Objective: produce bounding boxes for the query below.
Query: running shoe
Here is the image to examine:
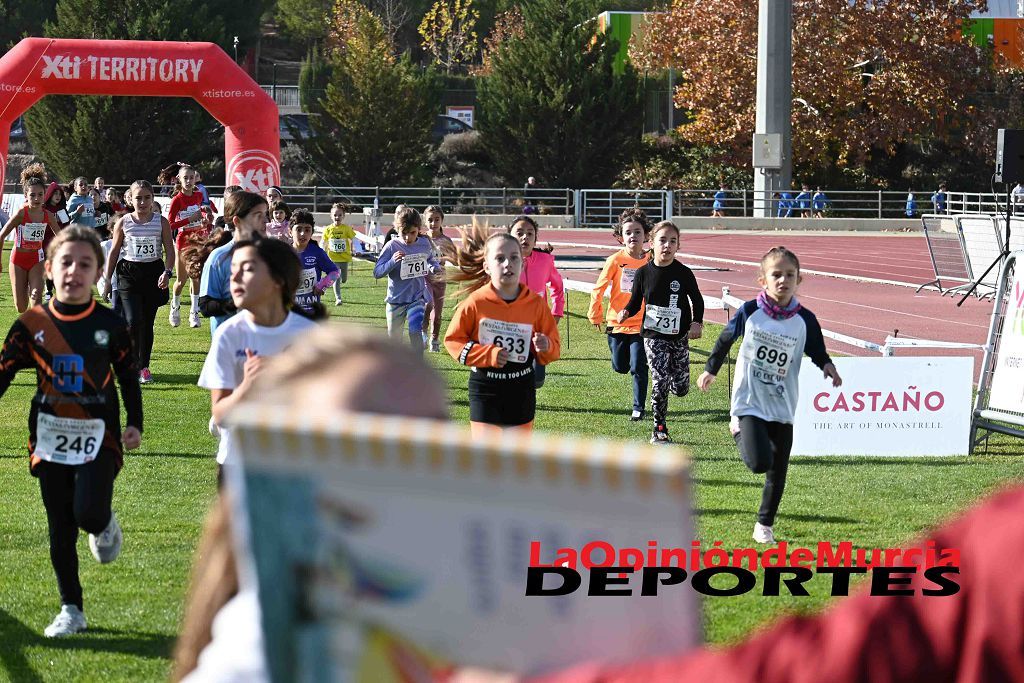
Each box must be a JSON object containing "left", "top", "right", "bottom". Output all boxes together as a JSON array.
[
  {"left": 189, "top": 310, "right": 201, "bottom": 328},
  {"left": 139, "top": 368, "right": 153, "bottom": 384},
  {"left": 335, "top": 298, "right": 343, "bottom": 306},
  {"left": 89, "top": 512, "right": 123, "bottom": 564},
  {"left": 630, "top": 409, "right": 644, "bottom": 422},
  {"left": 44, "top": 604, "right": 87, "bottom": 638},
  {"left": 429, "top": 338, "right": 441, "bottom": 353},
  {"left": 753, "top": 522, "right": 776, "bottom": 544},
  {"left": 650, "top": 424, "right": 671, "bottom": 444},
  {"left": 169, "top": 303, "right": 181, "bottom": 328}
]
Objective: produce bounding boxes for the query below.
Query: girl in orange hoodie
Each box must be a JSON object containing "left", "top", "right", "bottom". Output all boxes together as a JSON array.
[
  {"left": 588, "top": 208, "right": 652, "bottom": 421},
  {"left": 445, "top": 224, "right": 561, "bottom": 436}
]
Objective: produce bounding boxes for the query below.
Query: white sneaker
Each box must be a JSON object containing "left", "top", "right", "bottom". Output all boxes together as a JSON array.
[
  {"left": 44, "top": 604, "right": 87, "bottom": 637},
  {"left": 169, "top": 304, "right": 181, "bottom": 327},
  {"left": 89, "top": 512, "right": 123, "bottom": 564},
  {"left": 753, "top": 522, "right": 776, "bottom": 544},
  {"left": 429, "top": 338, "right": 441, "bottom": 353},
  {"left": 189, "top": 310, "right": 201, "bottom": 328}
]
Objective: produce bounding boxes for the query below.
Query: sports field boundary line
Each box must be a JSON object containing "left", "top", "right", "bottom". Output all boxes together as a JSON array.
[{"left": 543, "top": 240, "right": 938, "bottom": 292}]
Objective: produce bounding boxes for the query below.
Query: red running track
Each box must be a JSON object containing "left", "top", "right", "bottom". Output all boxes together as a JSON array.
[{"left": 543, "top": 229, "right": 993, "bottom": 366}]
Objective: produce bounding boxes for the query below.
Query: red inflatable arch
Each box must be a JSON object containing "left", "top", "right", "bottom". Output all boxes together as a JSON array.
[{"left": 0, "top": 38, "right": 280, "bottom": 193}]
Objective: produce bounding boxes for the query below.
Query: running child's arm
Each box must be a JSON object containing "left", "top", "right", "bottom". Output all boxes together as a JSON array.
[
  {"left": 158, "top": 217, "right": 175, "bottom": 289},
  {"left": 618, "top": 268, "right": 647, "bottom": 321},
  {"left": 588, "top": 258, "right": 616, "bottom": 330},
  {"left": 209, "top": 351, "right": 268, "bottom": 424},
  {"left": 444, "top": 303, "right": 505, "bottom": 368},
  {"left": 684, "top": 267, "right": 705, "bottom": 339},
  {"left": 372, "top": 243, "right": 399, "bottom": 279},
  {"left": 698, "top": 302, "right": 753, "bottom": 390},
  {"left": 167, "top": 195, "right": 189, "bottom": 231},
  {"left": 102, "top": 217, "right": 126, "bottom": 297},
  {"left": 546, "top": 260, "right": 565, "bottom": 318},
  {"left": 0, "top": 214, "right": 19, "bottom": 268},
  {"left": 533, "top": 301, "right": 561, "bottom": 365},
  {"left": 0, "top": 320, "right": 34, "bottom": 398},
  {"left": 427, "top": 249, "right": 442, "bottom": 275},
  {"left": 314, "top": 248, "right": 340, "bottom": 293},
  {"left": 800, "top": 309, "right": 842, "bottom": 387},
  {"left": 198, "top": 250, "right": 237, "bottom": 318},
  {"left": 110, "top": 321, "right": 143, "bottom": 436}
]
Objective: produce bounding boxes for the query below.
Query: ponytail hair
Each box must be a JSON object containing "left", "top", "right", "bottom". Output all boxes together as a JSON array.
[
  {"left": 20, "top": 162, "right": 47, "bottom": 192},
  {"left": 451, "top": 220, "right": 521, "bottom": 297},
  {"left": 181, "top": 228, "right": 233, "bottom": 281},
  {"left": 158, "top": 162, "right": 195, "bottom": 196},
  {"left": 760, "top": 245, "right": 801, "bottom": 274}
]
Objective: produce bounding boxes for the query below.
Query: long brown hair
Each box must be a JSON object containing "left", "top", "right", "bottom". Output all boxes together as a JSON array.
[
  {"left": 450, "top": 220, "right": 521, "bottom": 297},
  {"left": 223, "top": 190, "right": 268, "bottom": 226}
]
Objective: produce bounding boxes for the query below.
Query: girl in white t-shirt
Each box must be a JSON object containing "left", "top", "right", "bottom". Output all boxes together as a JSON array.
[{"left": 197, "top": 238, "right": 319, "bottom": 483}]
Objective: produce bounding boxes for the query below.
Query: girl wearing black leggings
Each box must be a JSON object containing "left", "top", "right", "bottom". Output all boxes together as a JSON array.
[
  {"left": 102, "top": 180, "right": 174, "bottom": 384},
  {"left": 699, "top": 246, "right": 842, "bottom": 545},
  {"left": 0, "top": 227, "right": 143, "bottom": 637}
]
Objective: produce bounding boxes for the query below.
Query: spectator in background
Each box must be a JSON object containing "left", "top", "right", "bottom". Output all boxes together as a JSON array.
[
  {"left": 906, "top": 189, "right": 917, "bottom": 217},
  {"left": 711, "top": 184, "right": 727, "bottom": 217},
  {"left": 0, "top": 203, "right": 9, "bottom": 228},
  {"left": 811, "top": 187, "right": 829, "bottom": 218},
  {"left": 795, "top": 184, "right": 812, "bottom": 218},
  {"left": 523, "top": 177, "right": 539, "bottom": 215},
  {"left": 1012, "top": 182, "right": 1024, "bottom": 214},
  {"left": 774, "top": 191, "right": 793, "bottom": 218},
  {"left": 931, "top": 183, "right": 948, "bottom": 213}
]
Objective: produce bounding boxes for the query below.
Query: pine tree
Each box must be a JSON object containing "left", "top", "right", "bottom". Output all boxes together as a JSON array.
[
  {"left": 298, "top": 9, "right": 440, "bottom": 186},
  {"left": 23, "top": 0, "right": 263, "bottom": 183},
  {"left": 477, "top": 0, "right": 642, "bottom": 188},
  {"left": 1, "top": 0, "right": 57, "bottom": 51}
]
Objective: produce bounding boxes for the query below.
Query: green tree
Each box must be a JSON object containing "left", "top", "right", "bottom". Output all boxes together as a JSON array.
[
  {"left": 1, "top": 0, "right": 58, "bottom": 51},
  {"left": 23, "top": 0, "right": 262, "bottom": 183},
  {"left": 418, "top": 0, "right": 480, "bottom": 74},
  {"left": 277, "top": 0, "right": 334, "bottom": 45},
  {"left": 477, "top": 0, "right": 642, "bottom": 187},
  {"left": 298, "top": 8, "right": 440, "bottom": 186}
]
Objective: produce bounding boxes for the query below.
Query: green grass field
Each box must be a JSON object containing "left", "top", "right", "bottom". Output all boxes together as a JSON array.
[{"left": 0, "top": 258, "right": 1022, "bottom": 681}]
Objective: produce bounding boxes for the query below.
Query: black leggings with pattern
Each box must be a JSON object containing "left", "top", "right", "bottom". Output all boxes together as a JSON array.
[{"left": 643, "top": 336, "right": 690, "bottom": 428}]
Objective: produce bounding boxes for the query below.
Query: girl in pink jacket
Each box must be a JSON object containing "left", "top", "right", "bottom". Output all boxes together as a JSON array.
[{"left": 510, "top": 215, "right": 565, "bottom": 388}]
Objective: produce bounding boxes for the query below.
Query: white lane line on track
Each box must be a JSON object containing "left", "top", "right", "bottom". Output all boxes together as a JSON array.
[{"left": 545, "top": 240, "right": 939, "bottom": 291}]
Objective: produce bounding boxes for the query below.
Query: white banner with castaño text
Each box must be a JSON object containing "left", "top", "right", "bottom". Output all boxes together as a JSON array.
[{"left": 792, "top": 357, "right": 973, "bottom": 456}]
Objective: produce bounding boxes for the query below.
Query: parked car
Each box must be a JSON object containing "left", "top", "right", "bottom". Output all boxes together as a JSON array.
[
  {"left": 9, "top": 116, "right": 26, "bottom": 140},
  {"left": 432, "top": 115, "right": 473, "bottom": 142},
  {"left": 280, "top": 114, "right": 314, "bottom": 141}
]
